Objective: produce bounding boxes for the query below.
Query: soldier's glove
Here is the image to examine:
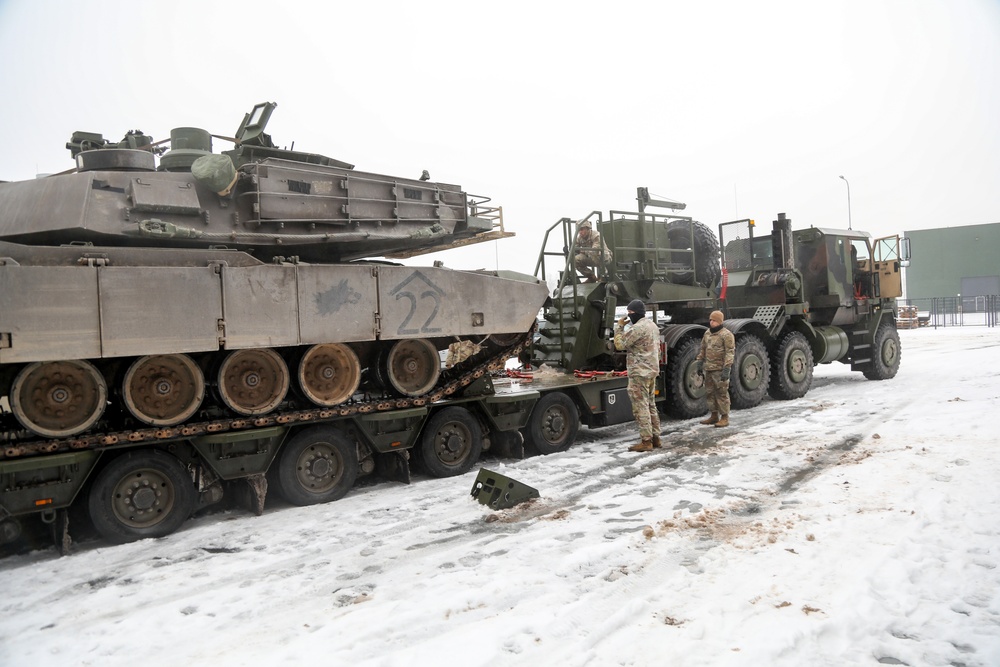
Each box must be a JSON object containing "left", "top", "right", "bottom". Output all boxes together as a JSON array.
[
  {"left": 695, "top": 360, "right": 704, "bottom": 375},
  {"left": 563, "top": 245, "right": 569, "bottom": 256},
  {"left": 721, "top": 366, "right": 732, "bottom": 382},
  {"left": 618, "top": 316, "right": 628, "bottom": 327}
]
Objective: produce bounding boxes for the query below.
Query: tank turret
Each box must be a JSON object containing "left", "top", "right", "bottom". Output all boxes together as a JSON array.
[{"left": 1, "top": 102, "right": 510, "bottom": 263}]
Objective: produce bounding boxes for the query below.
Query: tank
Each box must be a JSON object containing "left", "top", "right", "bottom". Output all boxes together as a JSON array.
[{"left": 0, "top": 103, "right": 548, "bottom": 440}]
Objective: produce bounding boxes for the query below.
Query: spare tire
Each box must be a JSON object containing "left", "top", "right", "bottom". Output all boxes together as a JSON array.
[{"left": 666, "top": 220, "right": 721, "bottom": 288}]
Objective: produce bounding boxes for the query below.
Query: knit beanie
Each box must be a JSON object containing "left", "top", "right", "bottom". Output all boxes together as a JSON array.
[{"left": 627, "top": 300, "right": 646, "bottom": 317}]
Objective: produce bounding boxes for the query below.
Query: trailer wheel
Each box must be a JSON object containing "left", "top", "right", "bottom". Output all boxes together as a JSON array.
[
  {"left": 666, "top": 220, "right": 721, "bottom": 288},
  {"left": 664, "top": 338, "right": 707, "bottom": 419},
  {"left": 419, "top": 407, "right": 482, "bottom": 478},
  {"left": 863, "top": 323, "right": 901, "bottom": 380},
  {"left": 275, "top": 426, "right": 359, "bottom": 506},
  {"left": 768, "top": 331, "right": 815, "bottom": 399},
  {"left": 523, "top": 392, "right": 579, "bottom": 455},
  {"left": 729, "top": 334, "right": 770, "bottom": 409},
  {"left": 88, "top": 450, "right": 196, "bottom": 544}
]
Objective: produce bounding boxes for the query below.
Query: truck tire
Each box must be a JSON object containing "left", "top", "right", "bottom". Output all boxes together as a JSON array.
[
  {"left": 664, "top": 337, "right": 707, "bottom": 419},
  {"left": 666, "top": 220, "right": 721, "bottom": 288},
  {"left": 863, "top": 323, "right": 901, "bottom": 380},
  {"left": 275, "top": 426, "right": 359, "bottom": 506},
  {"left": 768, "top": 331, "right": 815, "bottom": 399},
  {"left": 523, "top": 392, "right": 579, "bottom": 455},
  {"left": 88, "top": 449, "right": 197, "bottom": 544},
  {"left": 419, "top": 406, "right": 483, "bottom": 478},
  {"left": 729, "top": 334, "right": 770, "bottom": 409}
]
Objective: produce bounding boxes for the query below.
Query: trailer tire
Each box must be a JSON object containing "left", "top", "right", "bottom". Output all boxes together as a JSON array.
[
  {"left": 729, "top": 334, "right": 770, "bottom": 409},
  {"left": 418, "top": 406, "right": 483, "bottom": 478},
  {"left": 664, "top": 337, "right": 707, "bottom": 419},
  {"left": 523, "top": 392, "right": 579, "bottom": 455},
  {"left": 863, "top": 323, "right": 901, "bottom": 380},
  {"left": 275, "top": 426, "right": 358, "bottom": 506},
  {"left": 768, "top": 331, "right": 815, "bottom": 399},
  {"left": 666, "top": 220, "right": 721, "bottom": 288},
  {"left": 88, "top": 450, "right": 197, "bottom": 544}
]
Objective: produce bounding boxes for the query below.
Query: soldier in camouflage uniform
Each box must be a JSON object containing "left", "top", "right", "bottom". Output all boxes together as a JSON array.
[
  {"left": 696, "top": 310, "right": 735, "bottom": 428},
  {"left": 572, "top": 219, "right": 612, "bottom": 283},
  {"left": 613, "top": 299, "right": 662, "bottom": 452}
]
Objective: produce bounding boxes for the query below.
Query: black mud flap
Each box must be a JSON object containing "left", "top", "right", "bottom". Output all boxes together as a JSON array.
[
  {"left": 375, "top": 450, "right": 411, "bottom": 484},
  {"left": 244, "top": 474, "right": 268, "bottom": 516},
  {"left": 489, "top": 430, "right": 525, "bottom": 460},
  {"left": 49, "top": 509, "right": 71, "bottom": 556}
]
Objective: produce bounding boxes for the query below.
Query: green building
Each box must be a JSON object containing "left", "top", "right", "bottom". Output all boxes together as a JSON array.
[{"left": 904, "top": 222, "right": 1000, "bottom": 306}]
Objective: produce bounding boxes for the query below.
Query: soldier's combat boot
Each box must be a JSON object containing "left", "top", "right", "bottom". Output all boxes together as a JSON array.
[
  {"left": 629, "top": 438, "right": 654, "bottom": 452},
  {"left": 714, "top": 415, "right": 729, "bottom": 428},
  {"left": 700, "top": 412, "right": 719, "bottom": 425},
  {"left": 652, "top": 435, "right": 662, "bottom": 449}
]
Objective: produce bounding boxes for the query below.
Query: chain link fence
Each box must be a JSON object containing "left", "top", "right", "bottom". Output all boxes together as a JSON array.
[{"left": 899, "top": 295, "right": 999, "bottom": 328}]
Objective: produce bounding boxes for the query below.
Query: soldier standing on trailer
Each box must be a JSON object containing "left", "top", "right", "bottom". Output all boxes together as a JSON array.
[
  {"left": 696, "top": 310, "right": 735, "bottom": 428},
  {"left": 614, "top": 299, "right": 662, "bottom": 452}
]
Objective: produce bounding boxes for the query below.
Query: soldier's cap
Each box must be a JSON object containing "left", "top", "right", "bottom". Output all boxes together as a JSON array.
[
  {"left": 710, "top": 310, "right": 725, "bottom": 322},
  {"left": 578, "top": 219, "right": 592, "bottom": 229},
  {"left": 627, "top": 299, "right": 646, "bottom": 316}
]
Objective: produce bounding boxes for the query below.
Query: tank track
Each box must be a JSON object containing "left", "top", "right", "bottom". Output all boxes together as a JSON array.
[{"left": 1, "top": 330, "right": 533, "bottom": 461}]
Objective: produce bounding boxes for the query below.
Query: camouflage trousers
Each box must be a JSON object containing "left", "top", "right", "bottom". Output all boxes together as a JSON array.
[
  {"left": 704, "top": 370, "right": 731, "bottom": 415},
  {"left": 627, "top": 374, "right": 661, "bottom": 439},
  {"left": 573, "top": 253, "right": 605, "bottom": 280}
]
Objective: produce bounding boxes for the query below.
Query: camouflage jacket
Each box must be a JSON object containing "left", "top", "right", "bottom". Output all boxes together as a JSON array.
[
  {"left": 614, "top": 317, "right": 660, "bottom": 377},
  {"left": 576, "top": 229, "right": 612, "bottom": 262},
  {"left": 697, "top": 326, "right": 735, "bottom": 371}
]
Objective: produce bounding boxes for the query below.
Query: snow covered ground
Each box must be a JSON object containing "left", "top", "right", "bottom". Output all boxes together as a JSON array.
[{"left": 1, "top": 326, "right": 998, "bottom": 667}]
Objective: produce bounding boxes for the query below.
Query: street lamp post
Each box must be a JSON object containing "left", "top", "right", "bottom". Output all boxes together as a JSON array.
[{"left": 839, "top": 175, "right": 852, "bottom": 230}]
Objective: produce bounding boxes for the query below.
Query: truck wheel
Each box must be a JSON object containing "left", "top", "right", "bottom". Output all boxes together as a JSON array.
[
  {"left": 523, "top": 392, "right": 579, "bottom": 455},
  {"left": 664, "top": 337, "right": 707, "bottom": 419},
  {"left": 419, "top": 407, "right": 483, "bottom": 477},
  {"left": 88, "top": 450, "right": 196, "bottom": 544},
  {"left": 863, "top": 324, "right": 901, "bottom": 380},
  {"left": 666, "top": 220, "right": 721, "bottom": 288},
  {"left": 729, "top": 334, "right": 770, "bottom": 409},
  {"left": 275, "top": 426, "right": 359, "bottom": 506},
  {"left": 769, "top": 331, "right": 815, "bottom": 399}
]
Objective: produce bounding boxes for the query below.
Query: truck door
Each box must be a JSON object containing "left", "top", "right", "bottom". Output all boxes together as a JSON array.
[{"left": 872, "top": 235, "right": 910, "bottom": 299}]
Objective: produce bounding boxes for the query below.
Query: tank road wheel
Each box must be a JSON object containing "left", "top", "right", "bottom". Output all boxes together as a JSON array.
[
  {"left": 297, "top": 344, "right": 361, "bottom": 407},
  {"left": 663, "top": 338, "right": 707, "bottom": 419},
  {"left": 729, "top": 334, "right": 770, "bottom": 410},
  {"left": 419, "top": 406, "right": 483, "bottom": 478},
  {"left": 523, "top": 391, "right": 579, "bottom": 455},
  {"left": 768, "top": 331, "right": 815, "bottom": 400},
  {"left": 87, "top": 450, "right": 196, "bottom": 544},
  {"left": 384, "top": 339, "right": 441, "bottom": 397},
  {"left": 122, "top": 354, "right": 205, "bottom": 426},
  {"left": 275, "top": 426, "right": 359, "bottom": 506},
  {"left": 666, "top": 219, "right": 721, "bottom": 288},
  {"left": 217, "top": 349, "right": 290, "bottom": 416},
  {"left": 863, "top": 323, "right": 901, "bottom": 380},
  {"left": 10, "top": 360, "right": 107, "bottom": 438}
]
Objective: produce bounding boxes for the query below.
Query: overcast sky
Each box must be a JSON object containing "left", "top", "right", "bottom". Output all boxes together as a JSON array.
[{"left": 1, "top": 0, "right": 998, "bottom": 275}]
